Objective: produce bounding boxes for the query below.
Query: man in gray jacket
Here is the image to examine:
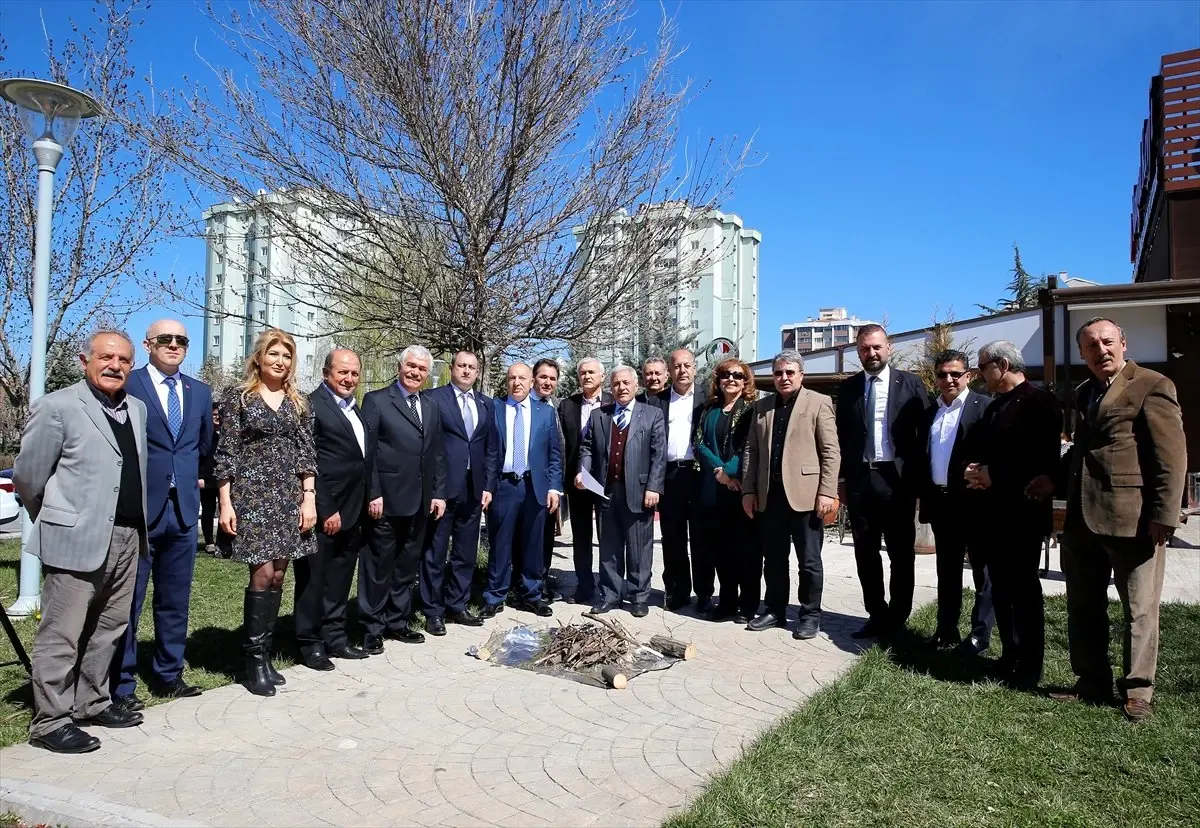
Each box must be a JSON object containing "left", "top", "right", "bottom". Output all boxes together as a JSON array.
[{"left": 14, "top": 329, "right": 149, "bottom": 753}]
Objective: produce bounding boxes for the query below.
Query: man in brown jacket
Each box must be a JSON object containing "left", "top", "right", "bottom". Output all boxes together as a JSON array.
[
  {"left": 1055, "top": 318, "right": 1186, "bottom": 721},
  {"left": 742, "top": 350, "right": 840, "bottom": 640}
]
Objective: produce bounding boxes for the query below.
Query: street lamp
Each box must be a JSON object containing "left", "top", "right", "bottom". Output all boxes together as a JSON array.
[{"left": 0, "top": 78, "right": 102, "bottom": 618}]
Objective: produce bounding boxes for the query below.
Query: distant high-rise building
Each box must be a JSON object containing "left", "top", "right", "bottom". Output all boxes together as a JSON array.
[
  {"left": 574, "top": 203, "right": 760, "bottom": 364},
  {"left": 780, "top": 308, "right": 876, "bottom": 353}
]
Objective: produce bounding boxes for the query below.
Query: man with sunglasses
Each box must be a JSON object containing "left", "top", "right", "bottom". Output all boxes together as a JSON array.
[
  {"left": 915, "top": 350, "right": 993, "bottom": 655},
  {"left": 112, "top": 321, "right": 213, "bottom": 710}
]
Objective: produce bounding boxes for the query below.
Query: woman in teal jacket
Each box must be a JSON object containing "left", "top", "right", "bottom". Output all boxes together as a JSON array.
[{"left": 693, "top": 358, "right": 760, "bottom": 622}]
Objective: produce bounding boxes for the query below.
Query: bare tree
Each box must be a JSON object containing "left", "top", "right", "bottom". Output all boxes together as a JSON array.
[
  {"left": 137, "top": 0, "right": 754, "bottom": 374},
  {"left": 0, "top": 0, "right": 177, "bottom": 412}
]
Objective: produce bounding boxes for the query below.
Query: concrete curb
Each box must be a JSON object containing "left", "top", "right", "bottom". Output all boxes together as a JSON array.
[{"left": 0, "top": 778, "right": 206, "bottom": 828}]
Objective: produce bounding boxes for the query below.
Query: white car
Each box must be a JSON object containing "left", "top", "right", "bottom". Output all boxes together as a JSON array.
[{"left": 0, "top": 471, "right": 20, "bottom": 527}]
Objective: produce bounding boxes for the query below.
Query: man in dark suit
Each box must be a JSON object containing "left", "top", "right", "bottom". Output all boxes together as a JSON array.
[
  {"left": 293, "top": 349, "right": 371, "bottom": 670},
  {"left": 638, "top": 356, "right": 669, "bottom": 398},
  {"left": 558, "top": 357, "right": 611, "bottom": 604},
  {"left": 482, "top": 363, "right": 562, "bottom": 618},
  {"left": 113, "top": 320, "right": 212, "bottom": 711},
  {"left": 577, "top": 366, "right": 666, "bottom": 617},
  {"left": 359, "top": 345, "right": 448, "bottom": 653},
  {"left": 835, "top": 324, "right": 931, "bottom": 638},
  {"left": 915, "top": 349, "right": 993, "bottom": 654},
  {"left": 644, "top": 349, "right": 708, "bottom": 612},
  {"left": 531, "top": 358, "right": 564, "bottom": 601},
  {"left": 966, "top": 340, "right": 1061, "bottom": 691},
  {"left": 420, "top": 351, "right": 497, "bottom": 636},
  {"left": 1054, "top": 318, "right": 1186, "bottom": 720}
]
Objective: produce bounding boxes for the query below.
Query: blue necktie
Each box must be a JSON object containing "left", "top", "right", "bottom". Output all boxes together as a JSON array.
[
  {"left": 865, "top": 375, "right": 879, "bottom": 461},
  {"left": 616, "top": 406, "right": 629, "bottom": 430},
  {"left": 512, "top": 402, "right": 527, "bottom": 476},
  {"left": 165, "top": 376, "right": 183, "bottom": 441}
]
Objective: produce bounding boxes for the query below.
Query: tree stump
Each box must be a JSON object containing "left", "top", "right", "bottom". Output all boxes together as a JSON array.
[
  {"left": 649, "top": 635, "right": 695, "bottom": 660},
  {"left": 600, "top": 665, "right": 628, "bottom": 689}
]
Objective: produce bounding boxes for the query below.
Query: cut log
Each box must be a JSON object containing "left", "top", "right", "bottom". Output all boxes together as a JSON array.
[
  {"left": 600, "top": 665, "right": 628, "bottom": 689},
  {"left": 649, "top": 635, "right": 696, "bottom": 660},
  {"left": 475, "top": 647, "right": 491, "bottom": 661}
]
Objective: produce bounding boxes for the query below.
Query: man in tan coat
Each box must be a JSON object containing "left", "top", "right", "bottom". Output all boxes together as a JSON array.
[
  {"left": 742, "top": 350, "right": 840, "bottom": 640},
  {"left": 1055, "top": 317, "right": 1186, "bottom": 721}
]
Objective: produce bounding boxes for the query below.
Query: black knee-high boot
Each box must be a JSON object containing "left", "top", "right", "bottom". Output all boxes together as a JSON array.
[
  {"left": 263, "top": 586, "right": 287, "bottom": 686},
  {"left": 243, "top": 589, "right": 276, "bottom": 697}
]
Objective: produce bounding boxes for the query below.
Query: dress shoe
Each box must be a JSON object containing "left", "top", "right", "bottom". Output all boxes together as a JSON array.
[
  {"left": 747, "top": 612, "right": 787, "bottom": 632},
  {"left": 445, "top": 610, "right": 484, "bottom": 627},
  {"left": 1123, "top": 698, "right": 1152, "bottom": 722},
  {"left": 74, "top": 704, "right": 144, "bottom": 729},
  {"left": 1004, "top": 672, "right": 1041, "bottom": 692},
  {"left": 573, "top": 590, "right": 595, "bottom": 606},
  {"left": 630, "top": 602, "right": 648, "bottom": 618},
  {"left": 328, "top": 644, "right": 368, "bottom": 660},
  {"left": 514, "top": 599, "right": 553, "bottom": 617},
  {"left": 301, "top": 644, "right": 336, "bottom": 671},
  {"left": 31, "top": 724, "right": 100, "bottom": 754},
  {"left": 732, "top": 614, "right": 750, "bottom": 625},
  {"left": 386, "top": 627, "right": 426, "bottom": 644},
  {"left": 426, "top": 616, "right": 447, "bottom": 636},
  {"left": 590, "top": 601, "right": 620, "bottom": 615},
  {"left": 204, "top": 543, "right": 218, "bottom": 555},
  {"left": 1049, "top": 683, "right": 1112, "bottom": 705},
  {"left": 792, "top": 616, "right": 821, "bottom": 640},
  {"left": 478, "top": 603, "right": 504, "bottom": 619},
  {"left": 112, "top": 693, "right": 145, "bottom": 713},
  {"left": 705, "top": 604, "right": 738, "bottom": 622},
  {"left": 362, "top": 634, "right": 385, "bottom": 655},
  {"left": 851, "top": 618, "right": 891, "bottom": 639},
  {"left": 955, "top": 636, "right": 989, "bottom": 656},
  {"left": 665, "top": 595, "right": 690, "bottom": 612},
  {"left": 694, "top": 597, "right": 716, "bottom": 616},
  {"left": 152, "top": 678, "right": 203, "bottom": 699},
  {"left": 925, "top": 632, "right": 961, "bottom": 650}
]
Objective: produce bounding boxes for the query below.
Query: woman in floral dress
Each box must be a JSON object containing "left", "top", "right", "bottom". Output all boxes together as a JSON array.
[{"left": 215, "top": 329, "right": 318, "bottom": 696}]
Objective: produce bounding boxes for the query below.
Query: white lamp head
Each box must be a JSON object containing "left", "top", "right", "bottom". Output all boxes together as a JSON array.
[{"left": 0, "top": 78, "right": 101, "bottom": 148}]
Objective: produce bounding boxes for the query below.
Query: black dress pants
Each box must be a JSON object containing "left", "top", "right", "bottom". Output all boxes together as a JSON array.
[
  {"left": 359, "top": 512, "right": 427, "bottom": 637},
  {"left": 847, "top": 462, "right": 917, "bottom": 625},
  {"left": 294, "top": 523, "right": 362, "bottom": 652},
  {"left": 979, "top": 525, "right": 1045, "bottom": 682},
  {"left": 660, "top": 465, "right": 707, "bottom": 602},
  {"left": 200, "top": 487, "right": 218, "bottom": 547},
  {"left": 762, "top": 485, "right": 824, "bottom": 619},
  {"left": 929, "top": 507, "right": 994, "bottom": 644},
  {"left": 567, "top": 489, "right": 601, "bottom": 600},
  {"left": 701, "top": 489, "right": 762, "bottom": 618}
]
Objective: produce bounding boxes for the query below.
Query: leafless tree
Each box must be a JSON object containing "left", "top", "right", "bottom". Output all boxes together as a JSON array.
[
  {"left": 0, "top": 0, "right": 178, "bottom": 412},
  {"left": 137, "top": 0, "right": 755, "bottom": 374}
]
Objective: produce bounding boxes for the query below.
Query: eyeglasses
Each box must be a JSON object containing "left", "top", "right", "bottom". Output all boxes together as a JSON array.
[
  {"left": 773, "top": 369, "right": 798, "bottom": 378},
  {"left": 935, "top": 370, "right": 967, "bottom": 380},
  {"left": 977, "top": 360, "right": 996, "bottom": 371},
  {"left": 717, "top": 371, "right": 745, "bottom": 381},
  {"left": 152, "top": 334, "right": 189, "bottom": 347}
]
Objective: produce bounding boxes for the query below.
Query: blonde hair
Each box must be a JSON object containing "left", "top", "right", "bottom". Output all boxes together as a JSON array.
[{"left": 241, "top": 328, "right": 306, "bottom": 413}]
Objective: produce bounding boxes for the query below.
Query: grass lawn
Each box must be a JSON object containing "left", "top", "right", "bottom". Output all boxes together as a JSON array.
[{"left": 668, "top": 595, "right": 1200, "bottom": 828}]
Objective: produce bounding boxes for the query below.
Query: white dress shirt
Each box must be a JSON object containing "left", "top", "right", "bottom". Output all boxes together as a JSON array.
[
  {"left": 580, "top": 392, "right": 603, "bottom": 434},
  {"left": 866, "top": 364, "right": 895, "bottom": 462},
  {"left": 503, "top": 396, "right": 532, "bottom": 474},
  {"left": 397, "top": 383, "right": 423, "bottom": 425},
  {"left": 146, "top": 362, "right": 184, "bottom": 420},
  {"left": 929, "top": 389, "right": 969, "bottom": 486},
  {"left": 666, "top": 387, "right": 695, "bottom": 461},
  {"left": 326, "top": 383, "right": 365, "bottom": 455}
]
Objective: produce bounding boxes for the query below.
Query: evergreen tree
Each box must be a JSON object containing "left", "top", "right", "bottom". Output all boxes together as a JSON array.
[{"left": 976, "top": 244, "right": 1048, "bottom": 315}]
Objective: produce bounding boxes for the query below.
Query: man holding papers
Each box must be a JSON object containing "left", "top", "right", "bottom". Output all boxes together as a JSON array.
[{"left": 576, "top": 366, "right": 666, "bottom": 617}]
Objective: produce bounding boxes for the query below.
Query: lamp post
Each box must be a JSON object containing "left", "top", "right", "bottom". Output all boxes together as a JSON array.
[{"left": 0, "top": 79, "right": 101, "bottom": 618}]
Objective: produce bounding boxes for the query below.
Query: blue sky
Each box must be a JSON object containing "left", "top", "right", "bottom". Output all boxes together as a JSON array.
[{"left": 3, "top": 0, "right": 1197, "bottom": 369}]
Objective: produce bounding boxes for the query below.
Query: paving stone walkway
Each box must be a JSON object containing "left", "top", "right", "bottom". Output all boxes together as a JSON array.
[{"left": 2, "top": 522, "right": 1198, "bottom": 827}]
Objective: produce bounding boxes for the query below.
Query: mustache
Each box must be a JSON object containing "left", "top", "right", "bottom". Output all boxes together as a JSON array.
[{"left": 101, "top": 369, "right": 126, "bottom": 378}]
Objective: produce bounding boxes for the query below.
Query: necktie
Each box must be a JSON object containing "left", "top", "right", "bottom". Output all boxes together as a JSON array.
[
  {"left": 407, "top": 393, "right": 421, "bottom": 429},
  {"left": 865, "top": 375, "right": 879, "bottom": 461},
  {"left": 165, "top": 376, "right": 183, "bottom": 441},
  {"left": 461, "top": 392, "right": 475, "bottom": 438},
  {"left": 512, "top": 402, "right": 527, "bottom": 475},
  {"left": 616, "top": 406, "right": 629, "bottom": 430}
]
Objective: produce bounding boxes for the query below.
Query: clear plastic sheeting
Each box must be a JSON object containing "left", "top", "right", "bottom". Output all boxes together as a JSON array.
[{"left": 469, "top": 624, "right": 681, "bottom": 688}]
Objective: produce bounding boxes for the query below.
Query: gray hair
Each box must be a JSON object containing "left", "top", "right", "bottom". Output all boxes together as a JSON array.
[
  {"left": 610, "top": 365, "right": 637, "bottom": 383},
  {"left": 577, "top": 357, "right": 604, "bottom": 376},
  {"left": 979, "top": 340, "right": 1025, "bottom": 373},
  {"left": 86, "top": 328, "right": 135, "bottom": 357},
  {"left": 1075, "top": 316, "right": 1126, "bottom": 347},
  {"left": 398, "top": 344, "right": 433, "bottom": 369},
  {"left": 322, "top": 348, "right": 360, "bottom": 374},
  {"left": 642, "top": 356, "right": 667, "bottom": 369},
  {"left": 772, "top": 349, "right": 805, "bottom": 372}
]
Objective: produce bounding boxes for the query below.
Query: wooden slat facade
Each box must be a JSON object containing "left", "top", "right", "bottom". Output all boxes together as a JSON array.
[{"left": 1161, "top": 50, "right": 1200, "bottom": 192}]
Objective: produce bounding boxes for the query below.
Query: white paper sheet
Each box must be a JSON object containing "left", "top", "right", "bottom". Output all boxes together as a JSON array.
[{"left": 579, "top": 468, "right": 609, "bottom": 499}]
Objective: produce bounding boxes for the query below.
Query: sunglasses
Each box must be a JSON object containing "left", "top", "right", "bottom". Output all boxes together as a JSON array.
[
  {"left": 773, "top": 369, "right": 798, "bottom": 378},
  {"left": 935, "top": 370, "right": 968, "bottom": 380},
  {"left": 717, "top": 371, "right": 746, "bottom": 381},
  {"left": 152, "top": 334, "right": 189, "bottom": 347}
]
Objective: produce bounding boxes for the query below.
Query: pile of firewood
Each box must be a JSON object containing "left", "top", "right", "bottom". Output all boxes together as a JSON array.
[{"left": 531, "top": 614, "right": 639, "bottom": 671}]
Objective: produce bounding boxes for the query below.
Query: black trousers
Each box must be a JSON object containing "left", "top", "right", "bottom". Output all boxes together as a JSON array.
[
  {"left": 847, "top": 462, "right": 917, "bottom": 625},
  {"left": 660, "top": 465, "right": 708, "bottom": 601},
  {"left": 293, "top": 522, "right": 362, "bottom": 652},
  {"left": 762, "top": 485, "right": 824, "bottom": 618},
  {"left": 200, "top": 486, "right": 218, "bottom": 547},
  {"left": 567, "top": 489, "right": 602, "bottom": 600},
  {"left": 420, "top": 489, "right": 482, "bottom": 618},
  {"left": 978, "top": 524, "right": 1045, "bottom": 681},
  {"left": 702, "top": 490, "right": 762, "bottom": 617},
  {"left": 358, "top": 511, "right": 427, "bottom": 637},
  {"left": 928, "top": 504, "right": 994, "bottom": 643}
]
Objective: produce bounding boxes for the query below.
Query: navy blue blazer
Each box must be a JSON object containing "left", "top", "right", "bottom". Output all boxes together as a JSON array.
[
  {"left": 427, "top": 383, "right": 500, "bottom": 503},
  {"left": 126, "top": 366, "right": 213, "bottom": 528},
  {"left": 492, "top": 396, "right": 563, "bottom": 503}
]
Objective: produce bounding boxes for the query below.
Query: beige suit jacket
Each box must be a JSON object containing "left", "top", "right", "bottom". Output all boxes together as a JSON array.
[{"left": 742, "top": 387, "right": 840, "bottom": 513}]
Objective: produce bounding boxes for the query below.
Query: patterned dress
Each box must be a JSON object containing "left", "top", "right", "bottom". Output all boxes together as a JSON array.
[{"left": 214, "top": 388, "right": 318, "bottom": 564}]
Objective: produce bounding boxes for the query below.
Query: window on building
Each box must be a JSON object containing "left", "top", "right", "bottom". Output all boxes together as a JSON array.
[
  {"left": 257, "top": 310, "right": 265, "bottom": 321},
  {"left": 307, "top": 312, "right": 315, "bottom": 322},
  {"left": 212, "top": 335, "right": 220, "bottom": 347},
  {"left": 690, "top": 300, "right": 699, "bottom": 309},
  {"left": 691, "top": 240, "right": 699, "bottom": 251}
]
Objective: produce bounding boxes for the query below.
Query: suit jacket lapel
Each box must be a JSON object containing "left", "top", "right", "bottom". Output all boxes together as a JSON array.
[
  {"left": 856, "top": 372, "right": 868, "bottom": 429},
  {"left": 1095, "top": 362, "right": 1134, "bottom": 422},
  {"left": 442, "top": 386, "right": 467, "bottom": 438},
  {"left": 77, "top": 384, "right": 120, "bottom": 452},
  {"left": 318, "top": 385, "right": 358, "bottom": 443},
  {"left": 886, "top": 371, "right": 902, "bottom": 428},
  {"left": 390, "top": 386, "right": 423, "bottom": 432},
  {"left": 137, "top": 368, "right": 171, "bottom": 433}
]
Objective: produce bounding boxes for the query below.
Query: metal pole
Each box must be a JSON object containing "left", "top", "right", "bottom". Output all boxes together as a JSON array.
[{"left": 9, "top": 138, "right": 63, "bottom": 618}]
